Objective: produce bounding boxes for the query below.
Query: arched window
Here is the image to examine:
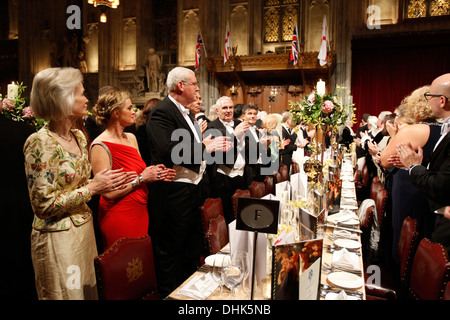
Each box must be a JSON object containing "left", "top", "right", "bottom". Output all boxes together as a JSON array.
[{"left": 263, "top": 0, "right": 299, "bottom": 44}]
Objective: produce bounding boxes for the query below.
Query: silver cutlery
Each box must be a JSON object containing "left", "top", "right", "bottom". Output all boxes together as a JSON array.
[
  {"left": 322, "top": 262, "right": 362, "bottom": 275},
  {"left": 320, "top": 284, "right": 364, "bottom": 297}
]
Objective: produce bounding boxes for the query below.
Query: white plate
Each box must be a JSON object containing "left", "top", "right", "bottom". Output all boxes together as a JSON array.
[
  {"left": 334, "top": 238, "right": 362, "bottom": 249},
  {"left": 327, "top": 272, "right": 364, "bottom": 289},
  {"left": 204, "top": 254, "right": 230, "bottom": 267}
]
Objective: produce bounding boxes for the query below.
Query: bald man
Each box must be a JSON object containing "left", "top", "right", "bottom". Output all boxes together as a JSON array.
[{"left": 397, "top": 73, "right": 450, "bottom": 255}]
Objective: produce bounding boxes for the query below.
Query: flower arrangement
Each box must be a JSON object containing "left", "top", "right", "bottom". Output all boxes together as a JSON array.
[
  {"left": 289, "top": 86, "right": 356, "bottom": 130},
  {"left": 1, "top": 82, "right": 46, "bottom": 130}
]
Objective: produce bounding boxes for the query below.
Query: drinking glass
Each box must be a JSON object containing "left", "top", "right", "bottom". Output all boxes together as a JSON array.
[
  {"left": 212, "top": 255, "right": 230, "bottom": 297},
  {"left": 222, "top": 252, "right": 245, "bottom": 297},
  {"left": 233, "top": 251, "right": 250, "bottom": 298}
]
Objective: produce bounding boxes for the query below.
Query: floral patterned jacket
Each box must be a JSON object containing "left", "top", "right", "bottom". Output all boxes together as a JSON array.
[{"left": 23, "top": 125, "right": 93, "bottom": 231}]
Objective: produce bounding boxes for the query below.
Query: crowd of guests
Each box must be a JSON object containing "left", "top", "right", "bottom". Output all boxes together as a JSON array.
[
  {"left": 4, "top": 65, "right": 450, "bottom": 301},
  {"left": 351, "top": 74, "right": 450, "bottom": 275}
]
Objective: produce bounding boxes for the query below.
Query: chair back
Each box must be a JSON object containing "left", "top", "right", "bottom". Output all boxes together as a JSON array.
[
  {"left": 249, "top": 181, "right": 266, "bottom": 198},
  {"left": 94, "top": 235, "right": 159, "bottom": 300},
  {"left": 361, "top": 162, "right": 369, "bottom": 187},
  {"left": 370, "top": 177, "right": 382, "bottom": 200},
  {"left": 231, "top": 189, "right": 251, "bottom": 219},
  {"left": 443, "top": 281, "right": 450, "bottom": 300},
  {"left": 373, "top": 185, "right": 387, "bottom": 229},
  {"left": 409, "top": 238, "right": 450, "bottom": 300},
  {"left": 264, "top": 175, "right": 274, "bottom": 195},
  {"left": 273, "top": 171, "right": 282, "bottom": 185},
  {"left": 360, "top": 205, "right": 374, "bottom": 257},
  {"left": 199, "top": 198, "right": 228, "bottom": 255},
  {"left": 279, "top": 164, "right": 289, "bottom": 182},
  {"left": 291, "top": 160, "right": 300, "bottom": 174},
  {"left": 397, "top": 217, "right": 419, "bottom": 286}
]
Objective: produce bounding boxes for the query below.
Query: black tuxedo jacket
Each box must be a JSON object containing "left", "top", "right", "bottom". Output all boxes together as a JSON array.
[
  {"left": 206, "top": 118, "right": 240, "bottom": 170},
  {"left": 146, "top": 95, "right": 204, "bottom": 173},
  {"left": 280, "top": 126, "right": 298, "bottom": 167},
  {"left": 410, "top": 133, "right": 450, "bottom": 250}
]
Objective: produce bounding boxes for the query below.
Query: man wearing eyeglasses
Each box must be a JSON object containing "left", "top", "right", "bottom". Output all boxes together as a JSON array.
[
  {"left": 397, "top": 73, "right": 450, "bottom": 256},
  {"left": 146, "top": 67, "right": 232, "bottom": 298}
]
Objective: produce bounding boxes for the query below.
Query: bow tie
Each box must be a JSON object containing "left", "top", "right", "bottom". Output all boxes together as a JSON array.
[
  {"left": 181, "top": 109, "right": 190, "bottom": 116},
  {"left": 224, "top": 122, "right": 234, "bottom": 128},
  {"left": 441, "top": 117, "right": 450, "bottom": 135}
]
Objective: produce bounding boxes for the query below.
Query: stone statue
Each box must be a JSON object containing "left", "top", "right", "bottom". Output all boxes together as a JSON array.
[{"left": 145, "top": 48, "right": 161, "bottom": 93}]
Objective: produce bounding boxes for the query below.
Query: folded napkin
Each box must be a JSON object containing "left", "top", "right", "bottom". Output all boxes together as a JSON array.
[
  {"left": 328, "top": 211, "right": 358, "bottom": 224},
  {"left": 333, "top": 229, "right": 358, "bottom": 240},
  {"left": 341, "top": 197, "right": 357, "bottom": 206},
  {"left": 332, "top": 248, "right": 360, "bottom": 271},
  {"left": 177, "top": 272, "right": 219, "bottom": 300},
  {"left": 325, "top": 290, "right": 359, "bottom": 300}
]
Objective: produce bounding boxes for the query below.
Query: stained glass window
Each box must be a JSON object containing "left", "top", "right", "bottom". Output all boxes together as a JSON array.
[
  {"left": 430, "top": 0, "right": 450, "bottom": 16},
  {"left": 263, "top": 0, "right": 299, "bottom": 43},
  {"left": 407, "top": 0, "right": 427, "bottom": 18},
  {"left": 406, "top": 0, "right": 450, "bottom": 18}
]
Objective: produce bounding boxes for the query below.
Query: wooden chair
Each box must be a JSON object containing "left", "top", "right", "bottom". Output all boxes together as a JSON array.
[
  {"left": 408, "top": 238, "right": 450, "bottom": 300},
  {"left": 279, "top": 163, "right": 289, "bottom": 182},
  {"left": 273, "top": 171, "right": 282, "bottom": 185},
  {"left": 291, "top": 160, "right": 300, "bottom": 174},
  {"left": 231, "top": 189, "right": 250, "bottom": 220},
  {"left": 248, "top": 181, "right": 266, "bottom": 198},
  {"left": 443, "top": 281, "right": 450, "bottom": 300},
  {"left": 397, "top": 217, "right": 419, "bottom": 290},
  {"left": 94, "top": 235, "right": 159, "bottom": 300},
  {"left": 264, "top": 175, "right": 274, "bottom": 195},
  {"left": 199, "top": 198, "right": 229, "bottom": 256}
]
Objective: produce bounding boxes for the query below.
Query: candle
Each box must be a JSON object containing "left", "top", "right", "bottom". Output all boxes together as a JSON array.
[
  {"left": 317, "top": 79, "right": 325, "bottom": 96},
  {"left": 7, "top": 82, "right": 19, "bottom": 100}
]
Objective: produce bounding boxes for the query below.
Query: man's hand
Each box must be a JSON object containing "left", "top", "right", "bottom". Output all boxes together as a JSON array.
[
  {"left": 396, "top": 142, "right": 423, "bottom": 168},
  {"left": 234, "top": 121, "right": 250, "bottom": 139},
  {"left": 203, "top": 134, "right": 233, "bottom": 153}
]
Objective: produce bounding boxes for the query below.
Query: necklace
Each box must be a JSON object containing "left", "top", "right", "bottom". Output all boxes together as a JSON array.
[{"left": 51, "top": 130, "right": 73, "bottom": 142}]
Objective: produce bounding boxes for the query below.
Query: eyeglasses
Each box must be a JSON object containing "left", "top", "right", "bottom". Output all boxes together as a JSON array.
[
  {"left": 182, "top": 80, "right": 198, "bottom": 87},
  {"left": 424, "top": 92, "right": 449, "bottom": 101}
]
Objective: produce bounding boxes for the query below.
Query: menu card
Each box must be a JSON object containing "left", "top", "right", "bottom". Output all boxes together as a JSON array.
[
  {"left": 271, "top": 239, "right": 323, "bottom": 300},
  {"left": 299, "top": 207, "right": 325, "bottom": 241},
  {"left": 290, "top": 172, "right": 307, "bottom": 199}
]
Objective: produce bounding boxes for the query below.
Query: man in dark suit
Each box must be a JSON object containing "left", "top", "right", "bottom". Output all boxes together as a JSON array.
[
  {"left": 241, "top": 104, "right": 271, "bottom": 186},
  {"left": 280, "top": 110, "right": 299, "bottom": 175},
  {"left": 0, "top": 115, "right": 36, "bottom": 300},
  {"left": 397, "top": 73, "right": 450, "bottom": 255},
  {"left": 146, "top": 67, "right": 231, "bottom": 298},
  {"left": 206, "top": 96, "right": 248, "bottom": 223}
]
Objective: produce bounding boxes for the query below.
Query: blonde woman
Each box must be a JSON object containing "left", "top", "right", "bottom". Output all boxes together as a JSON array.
[
  {"left": 24, "top": 67, "right": 131, "bottom": 300},
  {"left": 379, "top": 85, "right": 441, "bottom": 259},
  {"left": 90, "top": 90, "right": 175, "bottom": 251}
]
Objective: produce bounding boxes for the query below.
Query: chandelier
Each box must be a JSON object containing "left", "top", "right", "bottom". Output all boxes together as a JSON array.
[{"left": 87, "top": 0, "right": 120, "bottom": 23}]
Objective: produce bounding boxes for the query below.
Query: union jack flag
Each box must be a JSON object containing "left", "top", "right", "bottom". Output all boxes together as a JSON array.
[
  {"left": 195, "top": 30, "right": 204, "bottom": 71},
  {"left": 290, "top": 23, "right": 299, "bottom": 65}
]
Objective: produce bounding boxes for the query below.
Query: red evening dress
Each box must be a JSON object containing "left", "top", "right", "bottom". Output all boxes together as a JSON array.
[{"left": 97, "top": 141, "right": 149, "bottom": 251}]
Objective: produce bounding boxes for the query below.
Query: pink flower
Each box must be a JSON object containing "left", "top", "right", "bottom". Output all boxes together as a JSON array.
[
  {"left": 321, "top": 100, "right": 334, "bottom": 114},
  {"left": 307, "top": 93, "right": 316, "bottom": 104},
  {"left": 22, "top": 106, "right": 35, "bottom": 119},
  {"left": 2, "top": 98, "right": 15, "bottom": 107}
]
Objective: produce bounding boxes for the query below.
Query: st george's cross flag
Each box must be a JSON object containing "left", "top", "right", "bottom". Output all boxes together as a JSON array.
[
  {"left": 317, "top": 15, "right": 330, "bottom": 66},
  {"left": 195, "top": 30, "right": 204, "bottom": 71},
  {"left": 224, "top": 20, "right": 231, "bottom": 65},
  {"left": 290, "top": 23, "right": 299, "bottom": 65}
]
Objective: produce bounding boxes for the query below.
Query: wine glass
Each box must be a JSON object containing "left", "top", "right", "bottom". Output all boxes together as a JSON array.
[
  {"left": 222, "top": 253, "right": 245, "bottom": 298},
  {"left": 212, "top": 255, "right": 230, "bottom": 297},
  {"left": 234, "top": 251, "right": 251, "bottom": 298}
]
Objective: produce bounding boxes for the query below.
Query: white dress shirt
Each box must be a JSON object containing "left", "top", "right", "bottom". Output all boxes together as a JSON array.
[{"left": 217, "top": 119, "right": 245, "bottom": 177}]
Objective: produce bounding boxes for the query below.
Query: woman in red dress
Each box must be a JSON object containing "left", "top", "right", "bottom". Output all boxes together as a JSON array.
[{"left": 89, "top": 89, "right": 175, "bottom": 250}]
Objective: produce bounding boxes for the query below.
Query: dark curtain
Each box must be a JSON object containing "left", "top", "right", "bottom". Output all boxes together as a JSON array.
[{"left": 351, "top": 31, "right": 450, "bottom": 129}]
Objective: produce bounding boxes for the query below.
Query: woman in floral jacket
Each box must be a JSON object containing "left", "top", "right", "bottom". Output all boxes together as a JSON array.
[{"left": 24, "top": 67, "right": 133, "bottom": 300}]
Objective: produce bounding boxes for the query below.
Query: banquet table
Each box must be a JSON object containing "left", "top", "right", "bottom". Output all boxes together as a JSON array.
[{"left": 166, "top": 154, "right": 366, "bottom": 301}]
